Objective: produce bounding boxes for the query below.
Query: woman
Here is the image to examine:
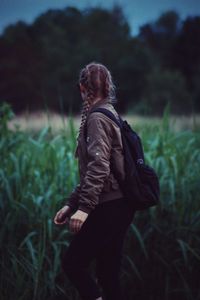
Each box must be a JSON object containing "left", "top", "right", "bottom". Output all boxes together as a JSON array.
[{"left": 54, "top": 62, "right": 135, "bottom": 300}]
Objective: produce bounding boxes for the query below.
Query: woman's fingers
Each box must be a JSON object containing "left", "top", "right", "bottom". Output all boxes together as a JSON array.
[
  {"left": 54, "top": 213, "right": 59, "bottom": 224},
  {"left": 69, "top": 218, "right": 82, "bottom": 233},
  {"left": 57, "top": 211, "right": 64, "bottom": 221},
  {"left": 54, "top": 210, "right": 69, "bottom": 225},
  {"left": 69, "top": 218, "right": 76, "bottom": 233},
  {"left": 68, "top": 210, "right": 88, "bottom": 233}
]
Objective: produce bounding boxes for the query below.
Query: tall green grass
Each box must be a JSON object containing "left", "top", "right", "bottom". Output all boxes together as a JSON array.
[{"left": 0, "top": 102, "right": 200, "bottom": 300}]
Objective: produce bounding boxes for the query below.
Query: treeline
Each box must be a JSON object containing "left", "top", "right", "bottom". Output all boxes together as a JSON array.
[{"left": 0, "top": 5, "right": 200, "bottom": 115}]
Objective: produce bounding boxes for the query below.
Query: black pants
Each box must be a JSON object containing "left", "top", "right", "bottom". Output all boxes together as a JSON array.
[{"left": 61, "top": 197, "right": 135, "bottom": 300}]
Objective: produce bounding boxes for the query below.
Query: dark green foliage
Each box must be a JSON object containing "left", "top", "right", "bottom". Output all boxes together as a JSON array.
[
  {"left": 0, "top": 5, "right": 199, "bottom": 115},
  {"left": 0, "top": 103, "right": 200, "bottom": 300}
]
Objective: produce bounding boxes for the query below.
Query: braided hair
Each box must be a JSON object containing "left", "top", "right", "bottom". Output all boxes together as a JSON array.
[{"left": 77, "top": 61, "right": 117, "bottom": 141}]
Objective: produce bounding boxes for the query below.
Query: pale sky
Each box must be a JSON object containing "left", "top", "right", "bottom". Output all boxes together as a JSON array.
[{"left": 0, "top": 0, "right": 200, "bottom": 36}]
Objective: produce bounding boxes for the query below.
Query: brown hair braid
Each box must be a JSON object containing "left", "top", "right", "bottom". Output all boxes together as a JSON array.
[{"left": 77, "top": 61, "right": 117, "bottom": 140}]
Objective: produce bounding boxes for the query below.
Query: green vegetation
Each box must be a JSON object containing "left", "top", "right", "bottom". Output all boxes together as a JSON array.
[{"left": 0, "top": 102, "right": 200, "bottom": 300}]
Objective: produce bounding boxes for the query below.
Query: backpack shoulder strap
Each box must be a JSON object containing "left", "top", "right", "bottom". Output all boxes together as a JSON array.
[
  {"left": 83, "top": 107, "right": 122, "bottom": 140},
  {"left": 89, "top": 107, "right": 122, "bottom": 128}
]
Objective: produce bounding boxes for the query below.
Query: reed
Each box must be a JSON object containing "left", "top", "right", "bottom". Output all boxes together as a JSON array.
[{"left": 0, "top": 102, "right": 200, "bottom": 300}]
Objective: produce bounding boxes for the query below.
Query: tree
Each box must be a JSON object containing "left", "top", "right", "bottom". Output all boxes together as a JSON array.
[
  {"left": 140, "top": 68, "right": 191, "bottom": 115},
  {"left": 139, "top": 11, "right": 181, "bottom": 68}
]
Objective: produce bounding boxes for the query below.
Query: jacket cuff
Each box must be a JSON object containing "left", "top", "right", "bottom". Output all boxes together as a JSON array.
[
  {"left": 66, "top": 203, "right": 77, "bottom": 214},
  {"left": 78, "top": 204, "right": 93, "bottom": 215}
]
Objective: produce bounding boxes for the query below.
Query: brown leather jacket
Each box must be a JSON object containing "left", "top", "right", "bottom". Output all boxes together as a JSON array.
[{"left": 66, "top": 98, "right": 125, "bottom": 214}]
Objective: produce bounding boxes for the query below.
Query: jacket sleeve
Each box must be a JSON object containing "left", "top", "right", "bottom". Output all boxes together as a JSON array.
[
  {"left": 65, "top": 183, "right": 81, "bottom": 214},
  {"left": 78, "top": 114, "right": 113, "bottom": 214}
]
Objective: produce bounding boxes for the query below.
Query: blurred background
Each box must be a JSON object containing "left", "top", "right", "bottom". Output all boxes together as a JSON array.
[
  {"left": 1, "top": 1, "right": 200, "bottom": 300},
  {"left": 0, "top": 0, "right": 200, "bottom": 117}
]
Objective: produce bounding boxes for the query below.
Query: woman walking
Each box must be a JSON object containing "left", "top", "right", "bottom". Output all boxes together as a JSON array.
[{"left": 54, "top": 62, "right": 136, "bottom": 300}]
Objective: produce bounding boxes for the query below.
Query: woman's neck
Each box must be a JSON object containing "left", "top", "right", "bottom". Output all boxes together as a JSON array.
[{"left": 92, "top": 96, "right": 108, "bottom": 106}]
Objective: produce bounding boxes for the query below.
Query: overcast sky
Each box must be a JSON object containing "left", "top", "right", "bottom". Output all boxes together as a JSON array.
[{"left": 0, "top": 0, "right": 200, "bottom": 36}]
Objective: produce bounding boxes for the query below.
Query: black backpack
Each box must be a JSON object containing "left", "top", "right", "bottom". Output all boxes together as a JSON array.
[{"left": 85, "top": 107, "right": 160, "bottom": 211}]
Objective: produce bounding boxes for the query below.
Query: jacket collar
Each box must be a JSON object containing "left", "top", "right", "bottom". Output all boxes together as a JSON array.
[{"left": 88, "top": 98, "right": 111, "bottom": 114}]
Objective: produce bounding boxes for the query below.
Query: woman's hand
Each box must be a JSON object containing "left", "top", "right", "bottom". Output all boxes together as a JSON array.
[
  {"left": 69, "top": 210, "right": 89, "bottom": 234},
  {"left": 54, "top": 205, "right": 72, "bottom": 225}
]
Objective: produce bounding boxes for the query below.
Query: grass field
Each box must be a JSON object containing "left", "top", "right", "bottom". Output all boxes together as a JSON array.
[
  {"left": 1, "top": 102, "right": 200, "bottom": 300},
  {"left": 8, "top": 109, "right": 200, "bottom": 134}
]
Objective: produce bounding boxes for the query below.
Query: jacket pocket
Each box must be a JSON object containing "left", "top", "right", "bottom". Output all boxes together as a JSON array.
[
  {"left": 102, "top": 173, "right": 119, "bottom": 192},
  {"left": 111, "top": 175, "right": 119, "bottom": 190},
  {"left": 102, "top": 178, "right": 111, "bottom": 192}
]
